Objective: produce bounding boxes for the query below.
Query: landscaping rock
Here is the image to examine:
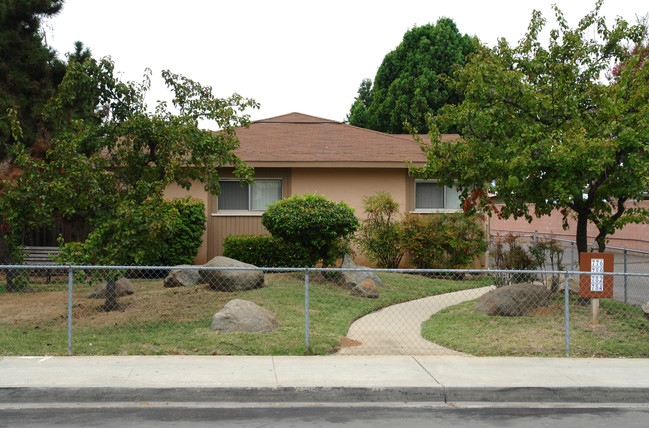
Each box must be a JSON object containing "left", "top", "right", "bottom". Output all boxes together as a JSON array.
[
  {"left": 544, "top": 274, "right": 579, "bottom": 295},
  {"left": 163, "top": 265, "right": 202, "bottom": 288},
  {"left": 199, "top": 256, "right": 264, "bottom": 291},
  {"left": 341, "top": 254, "right": 384, "bottom": 289},
  {"left": 88, "top": 277, "right": 135, "bottom": 299},
  {"left": 476, "top": 282, "right": 550, "bottom": 316},
  {"left": 642, "top": 302, "right": 649, "bottom": 321},
  {"left": 210, "top": 299, "right": 278, "bottom": 333},
  {"left": 350, "top": 279, "right": 379, "bottom": 299}
]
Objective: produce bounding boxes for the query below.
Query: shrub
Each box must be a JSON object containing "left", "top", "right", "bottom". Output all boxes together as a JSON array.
[
  {"left": 157, "top": 197, "right": 207, "bottom": 266},
  {"left": 356, "top": 191, "right": 405, "bottom": 268},
  {"left": 223, "top": 234, "right": 312, "bottom": 267},
  {"left": 57, "top": 197, "right": 206, "bottom": 266},
  {"left": 261, "top": 194, "right": 359, "bottom": 267},
  {"left": 401, "top": 213, "right": 487, "bottom": 269}
]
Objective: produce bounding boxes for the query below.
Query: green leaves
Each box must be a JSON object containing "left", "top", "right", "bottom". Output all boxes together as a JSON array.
[
  {"left": 347, "top": 18, "right": 475, "bottom": 133},
  {"left": 262, "top": 194, "right": 359, "bottom": 267},
  {"left": 411, "top": 3, "right": 649, "bottom": 252},
  {"left": 1, "top": 55, "right": 258, "bottom": 265}
]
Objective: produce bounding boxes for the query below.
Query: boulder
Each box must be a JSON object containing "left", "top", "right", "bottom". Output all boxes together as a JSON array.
[
  {"left": 476, "top": 282, "right": 550, "bottom": 316},
  {"left": 199, "top": 256, "right": 265, "bottom": 291},
  {"left": 350, "top": 279, "right": 379, "bottom": 299},
  {"left": 211, "top": 299, "right": 279, "bottom": 333},
  {"left": 88, "top": 277, "right": 135, "bottom": 299},
  {"left": 163, "top": 266, "right": 202, "bottom": 288},
  {"left": 642, "top": 302, "right": 649, "bottom": 321},
  {"left": 341, "top": 254, "right": 384, "bottom": 289},
  {"left": 543, "top": 274, "right": 579, "bottom": 295}
]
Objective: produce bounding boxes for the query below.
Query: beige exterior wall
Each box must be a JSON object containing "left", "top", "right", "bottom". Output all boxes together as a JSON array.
[
  {"left": 163, "top": 166, "right": 487, "bottom": 269},
  {"left": 490, "top": 200, "right": 649, "bottom": 252},
  {"left": 290, "top": 167, "right": 410, "bottom": 220}
]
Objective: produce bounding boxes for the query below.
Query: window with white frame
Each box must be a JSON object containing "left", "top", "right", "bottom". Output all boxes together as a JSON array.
[
  {"left": 218, "top": 179, "right": 282, "bottom": 211},
  {"left": 414, "top": 180, "right": 462, "bottom": 210}
]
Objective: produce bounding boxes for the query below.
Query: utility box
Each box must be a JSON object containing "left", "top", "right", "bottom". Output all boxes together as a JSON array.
[{"left": 579, "top": 252, "right": 614, "bottom": 298}]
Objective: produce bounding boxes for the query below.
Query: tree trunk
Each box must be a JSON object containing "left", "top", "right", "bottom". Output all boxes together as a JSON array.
[
  {"left": 576, "top": 209, "right": 590, "bottom": 254},
  {"left": 103, "top": 275, "right": 119, "bottom": 311},
  {"left": 1, "top": 238, "right": 21, "bottom": 292}
]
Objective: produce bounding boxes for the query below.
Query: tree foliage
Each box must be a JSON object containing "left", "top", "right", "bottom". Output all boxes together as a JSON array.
[
  {"left": 401, "top": 213, "right": 487, "bottom": 270},
  {"left": 261, "top": 194, "right": 359, "bottom": 267},
  {"left": 410, "top": 2, "right": 649, "bottom": 253},
  {"left": 0, "top": 0, "right": 66, "bottom": 159},
  {"left": 0, "top": 57, "right": 258, "bottom": 266},
  {"left": 347, "top": 18, "right": 475, "bottom": 133},
  {"left": 356, "top": 191, "right": 405, "bottom": 268}
]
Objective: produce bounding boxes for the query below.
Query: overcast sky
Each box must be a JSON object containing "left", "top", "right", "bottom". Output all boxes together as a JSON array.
[{"left": 44, "top": 0, "right": 648, "bottom": 125}]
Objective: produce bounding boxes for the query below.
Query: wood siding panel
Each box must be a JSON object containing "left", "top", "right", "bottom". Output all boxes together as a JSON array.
[{"left": 210, "top": 215, "right": 268, "bottom": 258}]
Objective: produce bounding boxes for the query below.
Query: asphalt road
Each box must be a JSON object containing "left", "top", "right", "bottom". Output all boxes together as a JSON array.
[{"left": 2, "top": 403, "right": 649, "bottom": 427}]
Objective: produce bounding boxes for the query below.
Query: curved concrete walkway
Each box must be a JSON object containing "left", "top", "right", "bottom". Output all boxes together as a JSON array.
[{"left": 336, "top": 286, "right": 495, "bottom": 356}]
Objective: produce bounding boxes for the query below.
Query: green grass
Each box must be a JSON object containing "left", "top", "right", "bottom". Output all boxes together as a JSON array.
[
  {"left": 421, "top": 296, "right": 649, "bottom": 357},
  {"left": 0, "top": 272, "right": 490, "bottom": 356}
]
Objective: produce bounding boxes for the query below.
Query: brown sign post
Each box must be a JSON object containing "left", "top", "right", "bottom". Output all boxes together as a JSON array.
[{"left": 579, "top": 252, "right": 614, "bottom": 326}]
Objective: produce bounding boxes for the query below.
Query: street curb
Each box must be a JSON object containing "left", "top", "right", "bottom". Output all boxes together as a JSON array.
[{"left": 1, "top": 386, "right": 648, "bottom": 404}]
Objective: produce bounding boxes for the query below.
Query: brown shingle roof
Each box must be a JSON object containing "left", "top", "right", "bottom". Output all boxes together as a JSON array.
[{"left": 234, "top": 112, "right": 457, "bottom": 166}]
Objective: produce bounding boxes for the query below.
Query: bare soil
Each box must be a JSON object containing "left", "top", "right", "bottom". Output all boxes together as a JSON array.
[{"left": 0, "top": 280, "right": 233, "bottom": 328}]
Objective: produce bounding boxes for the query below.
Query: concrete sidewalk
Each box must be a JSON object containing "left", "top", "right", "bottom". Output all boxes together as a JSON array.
[{"left": 1, "top": 355, "right": 648, "bottom": 404}]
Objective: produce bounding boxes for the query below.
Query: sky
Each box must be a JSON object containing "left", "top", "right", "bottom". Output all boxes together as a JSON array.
[{"left": 44, "top": 0, "right": 648, "bottom": 125}]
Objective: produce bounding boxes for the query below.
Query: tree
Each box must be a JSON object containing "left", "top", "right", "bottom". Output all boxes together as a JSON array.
[
  {"left": 347, "top": 18, "right": 475, "bottom": 134},
  {"left": 0, "top": 57, "right": 258, "bottom": 304},
  {"left": 345, "top": 78, "right": 373, "bottom": 128},
  {"left": 261, "top": 194, "right": 359, "bottom": 267},
  {"left": 410, "top": 1, "right": 649, "bottom": 254},
  {"left": 0, "top": 0, "right": 66, "bottom": 159},
  {"left": 356, "top": 191, "right": 405, "bottom": 268}
]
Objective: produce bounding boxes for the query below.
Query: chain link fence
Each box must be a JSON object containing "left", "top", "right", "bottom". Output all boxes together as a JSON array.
[
  {"left": 489, "top": 233, "right": 649, "bottom": 307},
  {"left": 1, "top": 264, "right": 648, "bottom": 357}
]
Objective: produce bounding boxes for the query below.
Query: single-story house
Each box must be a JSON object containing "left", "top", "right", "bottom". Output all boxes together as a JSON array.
[{"left": 164, "top": 112, "right": 482, "bottom": 267}]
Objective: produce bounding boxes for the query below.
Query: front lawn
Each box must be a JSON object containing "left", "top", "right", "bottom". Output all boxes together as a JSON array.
[{"left": 0, "top": 271, "right": 490, "bottom": 355}]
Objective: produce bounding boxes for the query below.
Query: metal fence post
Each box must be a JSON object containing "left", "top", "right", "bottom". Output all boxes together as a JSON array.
[
  {"left": 624, "top": 249, "right": 628, "bottom": 304},
  {"left": 304, "top": 267, "right": 310, "bottom": 351},
  {"left": 570, "top": 242, "right": 574, "bottom": 269},
  {"left": 67, "top": 266, "right": 73, "bottom": 356},
  {"left": 564, "top": 273, "right": 570, "bottom": 357}
]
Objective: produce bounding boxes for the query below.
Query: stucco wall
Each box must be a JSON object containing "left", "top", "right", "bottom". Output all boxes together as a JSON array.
[
  {"left": 290, "top": 167, "right": 409, "bottom": 220},
  {"left": 490, "top": 201, "right": 649, "bottom": 252}
]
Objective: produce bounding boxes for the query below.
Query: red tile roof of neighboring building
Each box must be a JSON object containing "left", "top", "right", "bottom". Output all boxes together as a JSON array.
[{"left": 234, "top": 112, "right": 458, "bottom": 165}]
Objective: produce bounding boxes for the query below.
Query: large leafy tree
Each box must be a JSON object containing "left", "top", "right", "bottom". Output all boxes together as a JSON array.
[
  {"left": 0, "top": 0, "right": 66, "bottom": 159},
  {"left": 1, "top": 58, "right": 257, "bottom": 298},
  {"left": 410, "top": 2, "right": 649, "bottom": 254},
  {"left": 347, "top": 18, "right": 475, "bottom": 133}
]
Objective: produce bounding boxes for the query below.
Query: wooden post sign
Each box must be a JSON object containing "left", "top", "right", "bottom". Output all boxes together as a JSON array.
[
  {"left": 579, "top": 252, "right": 614, "bottom": 326},
  {"left": 578, "top": 253, "right": 614, "bottom": 299}
]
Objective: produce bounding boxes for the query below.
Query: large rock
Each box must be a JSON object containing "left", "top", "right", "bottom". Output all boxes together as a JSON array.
[
  {"left": 476, "top": 282, "right": 550, "bottom": 316},
  {"left": 88, "top": 277, "right": 135, "bottom": 299},
  {"left": 543, "top": 274, "right": 579, "bottom": 295},
  {"left": 341, "top": 254, "right": 383, "bottom": 289},
  {"left": 642, "top": 302, "right": 649, "bottom": 321},
  {"left": 350, "top": 279, "right": 379, "bottom": 299},
  {"left": 163, "top": 266, "right": 202, "bottom": 288},
  {"left": 211, "top": 299, "right": 278, "bottom": 333},
  {"left": 199, "top": 256, "right": 264, "bottom": 291}
]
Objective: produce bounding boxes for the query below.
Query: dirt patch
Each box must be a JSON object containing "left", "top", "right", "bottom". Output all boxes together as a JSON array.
[
  {"left": 531, "top": 305, "right": 562, "bottom": 317},
  {"left": 337, "top": 336, "right": 362, "bottom": 348},
  {"left": 0, "top": 280, "right": 234, "bottom": 328}
]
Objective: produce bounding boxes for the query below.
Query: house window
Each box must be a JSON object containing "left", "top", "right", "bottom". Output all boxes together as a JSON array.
[
  {"left": 218, "top": 179, "right": 282, "bottom": 211},
  {"left": 415, "top": 181, "right": 461, "bottom": 210}
]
